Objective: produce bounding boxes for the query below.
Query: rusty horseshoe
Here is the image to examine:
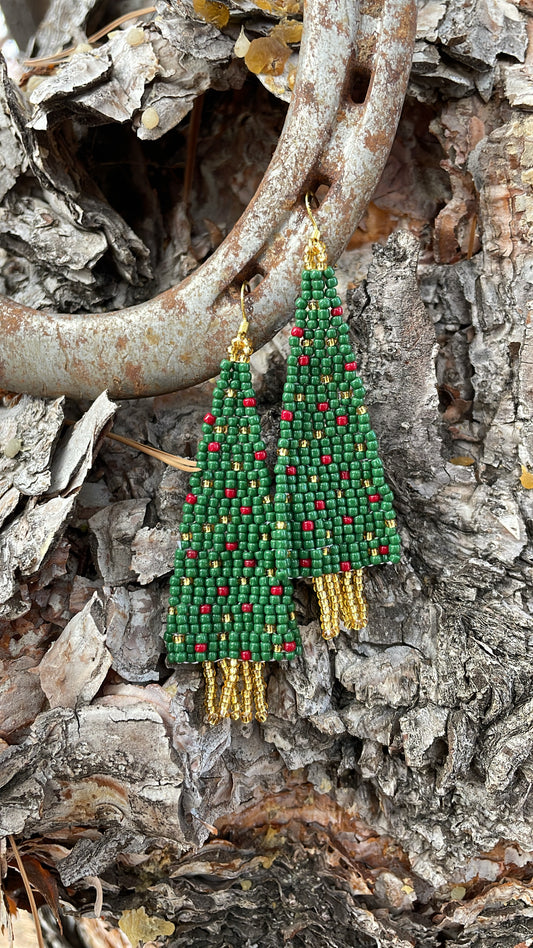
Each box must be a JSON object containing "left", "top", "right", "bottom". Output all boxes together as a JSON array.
[{"left": 0, "top": 0, "right": 417, "bottom": 400}]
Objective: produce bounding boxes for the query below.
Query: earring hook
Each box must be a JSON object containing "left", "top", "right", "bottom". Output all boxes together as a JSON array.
[{"left": 305, "top": 192, "right": 319, "bottom": 231}]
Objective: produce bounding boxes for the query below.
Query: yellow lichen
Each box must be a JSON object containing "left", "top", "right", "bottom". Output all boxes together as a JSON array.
[
  {"left": 449, "top": 456, "right": 475, "bottom": 466},
  {"left": 118, "top": 907, "right": 174, "bottom": 947}
]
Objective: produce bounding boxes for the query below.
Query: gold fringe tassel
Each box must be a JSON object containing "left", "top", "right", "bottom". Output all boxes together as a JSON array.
[
  {"left": 312, "top": 569, "right": 367, "bottom": 640},
  {"left": 203, "top": 660, "right": 268, "bottom": 725}
]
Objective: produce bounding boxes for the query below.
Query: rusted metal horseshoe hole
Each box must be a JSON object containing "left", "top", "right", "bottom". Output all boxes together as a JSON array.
[{"left": 0, "top": 0, "right": 417, "bottom": 400}]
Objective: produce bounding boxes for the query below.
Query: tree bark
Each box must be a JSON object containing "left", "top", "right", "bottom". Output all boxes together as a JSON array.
[{"left": 1, "top": 1, "right": 533, "bottom": 946}]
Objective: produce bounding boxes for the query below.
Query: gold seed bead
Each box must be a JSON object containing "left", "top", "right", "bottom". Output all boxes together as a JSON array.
[
  {"left": 219, "top": 633, "right": 227, "bottom": 641},
  {"left": 302, "top": 339, "right": 312, "bottom": 347},
  {"left": 223, "top": 613, "right": 232, "bottom": 623},
  {"left": 385, "top": 519, "right": 397, "bottom": 528},
  {"left": 220, "top": 515, "right": 231, "bottom": 524},
  {"left": 266, "top": 568, "right": 275, "bottom": 577},
  {"left": 210, "top": 559, "right": 220, "bottom": 568},
  {"left": 264, "top": 624, "right": 275, "bottom": 633},
  {"left": 314, "top": 430, "right": 324, "bottom": 439},
  {"left": 321, "top": 375, "right": 332, "bottom": 383},
  {"left": 310, "top": 475, "right": 318, "bottom": 483},
  {"left": 172, "top": 634, "right": 184, "bottom": 644},
  {"left": 356, "top": 406, "right": 368, "bottom": 415},
  {"left": 340, "top": 390, "right": 352, "bottom": 399},
  {"left": 168, "top": 607, "right": 177, "bottom": 616},
  {"left": 356, "top": 443, "right": 364, "bottom": 451},
  {"left": 261, "top": 532, "right": 269, "bottom": 541},
  {"left": 275, "top": 521, "right": 286, "bottom": 529},
  {"left": 232, "top": 462, "right": 242, "bottom": 471},
  {"left": 336, "top": 490, "right": 343, "bottom": 498},
  {"left": 214, "top": 425, "right": 228, "bottom": 433},
  {"left": 295, "top": 393, "right": 305, "bottom": 402},
  {"left": 202, "top": 524, "right": 214, "bottom": 533},
  {"left": 181, "top": 531, "right": 192, "bottom": 541},
  {"left": 240, "top": 577, "right": 248, "bottom": 586},
  {"left": 289, "top": 611, "right": 296, "bottom": 621},
  {"left": 322, "top": 547, "right": 329, "bottom": 555},
  {"left": 202, "top": 478, "right": 213, "bottom": 488},
  {"left": 249, "top": 479, "right": 258, "bottom": 487},
  {"left": 365, "top": 532, "right": 373, "bottom": 541},
  {"left": 240, "top": 426, "right": 250, "bottom": 434},
  {"left": 225, "top": 388, "right": 237, "bottom": 397},
  {"left": 182, "top": 577, "right": 193, "bottom": 586},
  {"left": 307, "top": 300, "right": 320, "bottom": 310},
  {"left": 299, "top": 439, "right": 309, "bottom": 447},
  {"left": 369, "top": 548, "right": 378, "bottom": 556},
  {"left": 362, "top": 479, "right": 371, "bottom": 487},
  {"left": 326, "top": 530, "right": 331, "bottom": 539},
  {"left": 326, "top": 338, "right": 337, "bottom": 347},
  {"left": 278, "top": 448, "right": 289, "bottom": 456},
  {"left": 263, "top": 496, "right": 272, "bottom": 504},
  {"left": 273, "top": 644, "right": 282, "bottom": 653}
]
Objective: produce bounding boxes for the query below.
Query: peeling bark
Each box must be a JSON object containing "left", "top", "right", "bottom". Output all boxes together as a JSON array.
[{"left": 1, "top": 0, "right": 533, "bottom": 946}]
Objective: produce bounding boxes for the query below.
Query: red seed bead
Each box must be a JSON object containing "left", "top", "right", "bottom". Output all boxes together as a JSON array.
[
  {"left": 340, "top": 561, "right": 351, "bottom": 572},
  {"left": 336, "top": 415, "right": 348, "bottom": 426},
  {"left": 286, "top": 465, "right": 297, "bottom": 476},
  {"left": 225, "top": 542, "right": 238, "bottom": 551},
  {"left": 195, "top": 643, "right": 207, "bottom": 653},
  {"left": 254, "top": 450, "right": 267, "bottom": 460},
  {"left": 321, "top": 455, "right": 332, "bottom": 465},
  {"left": 225, "top": 487, "right": 237, "bottom": 498},
  {"left": 331, "top": 306, "right": 343, "bottom": 316},
  {"left": 243, "top": 397, "right": 256, "bottom": 407},
  {"left": 199, "top": 604, "right": 211, "bottom": 614},
  {"left": 244, "top": 558, "right": 256, "bottom": 567},
  {"left": 315, "top": 500, "right": 325, "bottom": 510},
  {"left": 340, "top": 471, "right": 350, "bottom": 480},
  {"left": 379, "top": 545, "right": 390, "bottom": 554},
  {"left": 208, "top": 442, "right": 220, "bottom": 452},
  {"left": 302, "top": 520, "right": 314, "bottom": 531},
  {"left": 291, "top": 326, "right": 304, "bottom": 337},
  {"left": 342, "top": 515, "right": 353, "bottom": 524},
  {"left": 240, "top": 650, "right": 252, "bottom": 661},
  {"left": 185, "top": 493, "right": 197, "bottom": 504},
  {"left": 368, "top": 494, "right": 381, "bottom": 503},
  {"left": 345, "top": 361, "right": 357, "bottom": 371},
  {"left": 240, "top": 505, "right": 252, "bottom": 515},
  {"left": 217, "top": 586, "right": 229, "bottom": 596},
  {"left": 281, "top": 409, "right": 294, "bottom": 421},
  {"left": 284, "top": 641, "right": 296, "bottom": 652},
  {"left": 299, "top": 557, "right": 312, "bottom": 567},
  {"left": 298, "top": 355, "right": 309, "bottom": 366},
  {"left": 270, "top": 585, "right": 283, "bottom": 595},
  {"left": 186, "top": 550, "right": 198, "bottom": 558},
  {"left": 317, "top": 402, "right": 329, "bottom": 412},
  {"left": 242, "top": 603, "right": 253, "bottom": 613},
  {"left": 203, "top": 412, "right": 215, "bottom": 425}
]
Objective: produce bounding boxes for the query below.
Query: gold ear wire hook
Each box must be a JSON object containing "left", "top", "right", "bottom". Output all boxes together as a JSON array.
[
  {"left": 228, "top": 282, "right": 253, "bottom": 363},
  {"left": 303, "top": 192, "right": 328, "bottom": 270},
  {"left": 239, "top": 281, "right": 251, "bottom": 338},
  {"left": 305, "top": 192, "right": 320, "bottom": 236}
]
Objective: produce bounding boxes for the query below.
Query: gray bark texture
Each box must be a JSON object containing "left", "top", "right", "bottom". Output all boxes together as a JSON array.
[{"left": 1, "top": 0, "right": 533, "bottom": 946}]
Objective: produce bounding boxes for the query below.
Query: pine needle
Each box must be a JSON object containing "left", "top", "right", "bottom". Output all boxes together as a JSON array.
[
  {"left": 106, "top": 431, "right": 199, "bottom": 471},
  {"left": 8, "top": 837, "right": 45, "bottom": 948},
  {"left": 24, "top": 6, "right": 157, "bottom": 67}
]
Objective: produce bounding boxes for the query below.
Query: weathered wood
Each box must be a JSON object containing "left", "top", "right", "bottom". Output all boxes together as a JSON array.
[{"left": 1, "top": 0, "right": 532, "bottom": 945}]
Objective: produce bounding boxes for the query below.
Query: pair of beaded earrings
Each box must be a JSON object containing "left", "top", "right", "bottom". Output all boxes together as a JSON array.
[{"left": 165, "top": 197, "right": 400, "bottom": 725}]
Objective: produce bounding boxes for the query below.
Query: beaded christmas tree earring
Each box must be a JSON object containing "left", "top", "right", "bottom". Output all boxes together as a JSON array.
[
  {"left": 272, "top": 195, "right": 401, "bottom": 639},
  {"left": 165, "top": 285, "right": 303, "bottom": 725}
]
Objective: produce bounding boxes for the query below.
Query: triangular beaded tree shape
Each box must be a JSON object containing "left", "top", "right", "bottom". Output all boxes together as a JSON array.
[
  {"left": 272, "top": 211, "right": 401, "bottom": 639},
  {"left": 166, "top": 316, "right": 302, "bottom": 725}
]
